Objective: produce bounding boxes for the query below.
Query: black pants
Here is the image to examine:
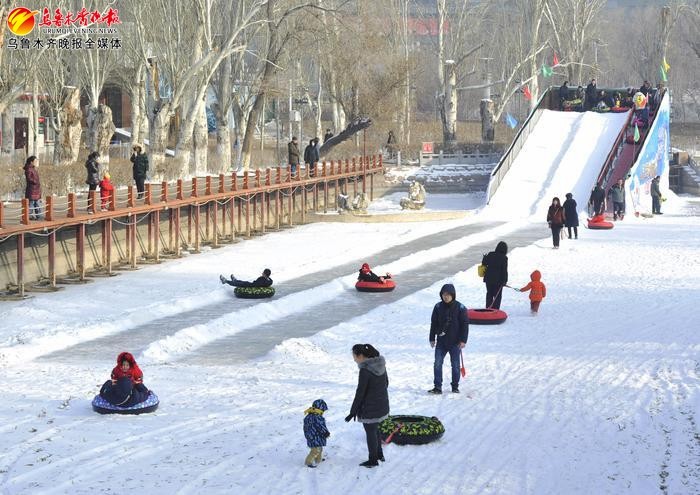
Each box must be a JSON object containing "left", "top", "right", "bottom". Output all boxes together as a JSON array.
[
  {"left": 223, "top": 279, "right": 258, "bottom": 288},
  {"left": 87, "top": 184, "right": 97, "bottom": 211},
  {"left": 362, "top": 422, "right": 383, "bottom": 462},
  {"left": 566, "top": 226, "right": 578, "bottom": 239},
  {"left": 486, "top": 284, "right": 503, "bottom": 309},
  {"left": 593, "top": 200, "right": 603, "bottom": 215},
  {"left": 652, "top": 196, "right": 661, "bottom": 214},
  {"left": 135, "top": 177, "right": 146, "bottom": 198},
  {"left": 613, "top": 201, "right": 625, "bottom": 218},
  {"left": 551, "top": 226, "right": 562, "bottom": 247}
]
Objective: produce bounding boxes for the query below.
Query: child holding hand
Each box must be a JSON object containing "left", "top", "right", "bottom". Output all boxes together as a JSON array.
[{"left": 519, "top": 270, "right": 546, "bottom": 314}]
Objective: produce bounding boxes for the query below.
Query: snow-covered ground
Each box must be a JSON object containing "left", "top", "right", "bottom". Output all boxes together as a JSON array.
[{"left": 1, "top": 143, "right": 699, "bottom": 493}]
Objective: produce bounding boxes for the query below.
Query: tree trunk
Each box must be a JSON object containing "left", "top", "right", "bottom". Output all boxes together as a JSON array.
[
  {"left": 193, "top": 99, "right": 208, "bottom": 175},
  {"left": 91, "top": 104, "right": 116, "bottom": 163},
  {"left": 148, "top": 110, "right": 171, "bottom": 178},
  {"left": 53, "top": 88, "right": 82, "bottom": 167},
  {"left": 442, "top": 62, "right": 457, "bottom": 146},
  {"left": 215, "top": 111, "right": 232, "bottom": 174},
  {"left": 1, "top": 111, "right": 13, "bottom": 154},
  {"left": 480, "top": 99, "right": 495, "bottom": 142}
]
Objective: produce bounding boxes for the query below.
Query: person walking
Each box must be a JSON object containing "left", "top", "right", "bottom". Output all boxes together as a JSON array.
[
  {"left": 428, "top": 283, "right": 469, "bottom": 394},
  {"left": 651, "top": 176, "right": 663, "bottom": 214},
  {"left": 563, "top": 192, "right": 579, "bottom": 239},
  {"left": 589, "top": 183, "right": 606, "bottom": 216},
  {"left": 609, "top": 178, "right": 626, "bottom": 220},
  {"left": 288, "top": 136, "right": 300, "bottom": 177},
  {"left": 130, "top": 145, "right": 149, "bottom": 199},
  {"left": 85, "top": 151, "right": 100, "bottom": 212},
  {"left": 345, "top": 344, "right": 389, "bottom": 468},
  {"left": 481, "top": 241, "right": 509, "bottom": 309},
  {"left": 547, "top": 197, "right": 566, "bottom": 249},
  {"left": 23, "top": 156, "right": 42, "bottom": 221}
]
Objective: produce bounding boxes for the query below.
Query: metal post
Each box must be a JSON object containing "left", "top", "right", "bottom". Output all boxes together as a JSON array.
[{"left": 17, "top": 234, "right": 25, "bottom": 297}]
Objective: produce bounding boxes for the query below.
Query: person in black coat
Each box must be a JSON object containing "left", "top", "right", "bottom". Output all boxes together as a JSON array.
[
  {"left": 585, "top": 78, "right": 597, "bottom": 110},
  {"left": 345, "top": 344, "right": 390, "bottom": 468},
  {"left": 589, "top": 183, "right": 606, "bottom": 215},
  {"left": 85, "top": 152, "right": 100, "bottom": 212},
  {"left": 482, "top": 241, "right": 508, "bottom": 309},
  {"left": 558, "top": 81, "right": 569, "bottom": 110},
  {"left": 428, "top": 283, "right": 469, "bottom": 394},
  {"left": 219, "top": 268, "right": 273, "bottom": 287},
  {"left": 563, "top": 193, "right": 579, "bottom": 239}
]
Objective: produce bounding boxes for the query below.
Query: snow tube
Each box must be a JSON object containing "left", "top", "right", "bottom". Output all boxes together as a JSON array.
[
  {"left": 379, "top": 415, "right": 445, "bottom": 445},
  {"left": 587, "top": 215, "right": 614, "bottom": 230},
  {"left": 611, "top": 106, "right": 627, "bottom": 113},
  {"left": 233, "top": 286, "right": 275, "bottom": 299},
  {"left": 467, "top": 308, "right": 508, "bottom": 325},
  {"left": 92, "top": 391, "right": 159, "bottom": 415},
  {"left": 355, "top": 280, "right": 396, "bottom": 292}
]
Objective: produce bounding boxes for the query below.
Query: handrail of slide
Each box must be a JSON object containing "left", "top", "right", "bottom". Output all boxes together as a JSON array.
[
  {"left": 594, "top": 109, "right": 634, "bottom": 189},
  {"left": 487, "top": 89, "right": 550, "bottom": 203}
]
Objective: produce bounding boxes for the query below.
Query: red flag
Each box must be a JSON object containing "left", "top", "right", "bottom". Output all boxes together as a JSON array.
[
  {"left": 523, "top": 85, "right": 532, "bottom": 100},
  {"left": 553, "top": 52, "right": 560, "bottom": 66}
]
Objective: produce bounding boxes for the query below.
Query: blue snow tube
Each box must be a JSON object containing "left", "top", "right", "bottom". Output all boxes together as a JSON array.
[{"left": 92, "top": 391, "right": 159, "bottom": 415}]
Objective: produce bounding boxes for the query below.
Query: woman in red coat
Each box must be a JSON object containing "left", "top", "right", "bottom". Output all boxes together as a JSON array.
[
  {"left": 24, "top": 156, "right": 42, "bottom": 221},
  {"left": 546, "top": 197, "right": 566, "bottom": 249}
]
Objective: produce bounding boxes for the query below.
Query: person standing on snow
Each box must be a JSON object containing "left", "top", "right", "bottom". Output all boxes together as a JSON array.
[
  {"left": 481, "top": 241, "right": 509, "bottom": 309},
  {"left": 547, "top": 197, "right": 566, "bottom": 249},
  {"left": 651, "top": 176, "right": 663, "bottom": 214},
  {"left": 303, "top": 399, "right": 330, "bottom": 468},
  {"left": 345, "top": 344, "right": 390, "bottom": 468},
  {"left": 609, "top": 178, "right": 626, "bottom": 220},
  {"left": 428, "top": 284, "right": 469, "bottom": 394},
  {"left": 589, "top": 183, "right": 606, "bottom": 216},
  {"left": 519, "top": 270, "right": 547, "bottom": 315},
  {"left": 563, "top": 193, "right": 579, "bottom": 239}
]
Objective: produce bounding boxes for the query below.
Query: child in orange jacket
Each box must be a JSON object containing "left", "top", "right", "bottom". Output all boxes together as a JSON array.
[
  {"left": 519, "top": 270, "right": 546, "bottom": 314},
  {"left": 99, "top": 172, "right": 114, "bottom": 211}
]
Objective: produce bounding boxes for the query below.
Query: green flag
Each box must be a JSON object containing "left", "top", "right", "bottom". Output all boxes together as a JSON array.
[
  {"left": 633, "top": 123, "right": 640, "bottom": 143},
  {"left": 659, "top": 65, "right": 668, "bottom": 82},
  {"left": 541, "top": 63, "right": 553, "bottom": 77}
]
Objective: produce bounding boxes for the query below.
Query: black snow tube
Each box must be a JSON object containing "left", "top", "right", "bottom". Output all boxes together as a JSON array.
[
  {"left": 467, "top": 308, "right": 508, "bottom": 325},
  {"left": 379, "top": 415, "right": 445, "bottom": 445},
  {"left": 92, "top": 391, "right": 159, "bottom": 415},
  {"left": 234, "top": 286, "right": 276, "bottom": 299},
  {"left": 355, "top": 280, "right": 396, "bottom": 292}
]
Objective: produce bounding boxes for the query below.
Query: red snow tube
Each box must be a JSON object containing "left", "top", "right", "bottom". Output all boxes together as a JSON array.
[
  {"left": 467, "top": 308, "right": 508, "bottom": 325},
  {"left": 355, "top": 280, "right": 396, "bottom": 292},
  {"left": 588, "top": 214, "right": 614, "bottom": 230},
  {"left": 611, "top": 107, "right": 627, "bottom": 113}
]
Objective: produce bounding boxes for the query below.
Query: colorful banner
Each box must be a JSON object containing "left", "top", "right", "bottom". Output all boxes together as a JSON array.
[{"left": 627, "top": 93, "right": 670, "bottom": 216}]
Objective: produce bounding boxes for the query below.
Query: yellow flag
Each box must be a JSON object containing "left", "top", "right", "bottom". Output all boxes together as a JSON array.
[{"left": 662, "top": 58, "right": 670, "bottom": 72}]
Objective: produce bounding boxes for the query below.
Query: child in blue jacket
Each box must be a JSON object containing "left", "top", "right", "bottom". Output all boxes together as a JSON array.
[{"left": 303, "top": 399, "right": 330, "bottom": 467}]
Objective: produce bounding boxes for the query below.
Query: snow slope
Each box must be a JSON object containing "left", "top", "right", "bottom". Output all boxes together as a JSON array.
[
  {"left": 487, "top": 110, "right": 630, "bottom": 220},
  {"left": 0, "top": 196, "right": 698, "bottom": 493}
]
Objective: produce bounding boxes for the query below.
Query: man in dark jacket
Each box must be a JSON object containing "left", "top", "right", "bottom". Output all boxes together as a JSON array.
[
  {"left": 609, "top": 178, "right": 625, "bottom": 220},
  {"left": 288, "top": 137, "right": 300, "bottom": 176},
  {"left": 428, "top": 284, "right": 469, "bottom": 394},
  {"left": 219, "top": 268, "right": 273, "bottom": 287},
  {"left": 589, "top": 183, "right": 606, "bottom": 215},
  {"left": 323, "top": 128, "right": 333, "bottom": 143},
  {"left": 482, "top": 241, "right": 509, "bottom": 310},
  {"left": 585, "top": 78, "right": 597, "bottom": 110},
  {"left": 558, "top": 81, "right": 569, "bottom": 109},
  {"left": 651, "top": 176, "right": 662, "bottom": 214},
  {"left": 130, "top": 145, "right": 149, "bottom": 199}
]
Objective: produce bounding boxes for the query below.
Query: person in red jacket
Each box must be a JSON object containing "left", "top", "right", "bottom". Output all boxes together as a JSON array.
[
  {"left": 99, "top": 172, "right": 114, "bottom": 211},
  {"left": 111, "top": 352, "right": 144, "bottom": 385},
  {"left": 519, "top": 270, "right": 547, "bottom": 314}
]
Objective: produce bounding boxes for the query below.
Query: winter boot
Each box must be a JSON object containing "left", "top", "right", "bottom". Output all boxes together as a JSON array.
[
  {"left": 451, "top": 386, "right": 460, "bottom": 393},
  {"left": 428, "top": 388, "right": 442, "bottom": 395},
  {"left": 359, "top": 460, "right": 379, "bottom": 468},
  {"left": 219, "top": 275, "right": 226, "bottom": 284}
]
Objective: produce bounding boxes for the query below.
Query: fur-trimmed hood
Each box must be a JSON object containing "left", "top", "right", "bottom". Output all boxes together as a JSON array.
[{"left": 357, "top": 355, "right": 386, "bottom": 376}]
